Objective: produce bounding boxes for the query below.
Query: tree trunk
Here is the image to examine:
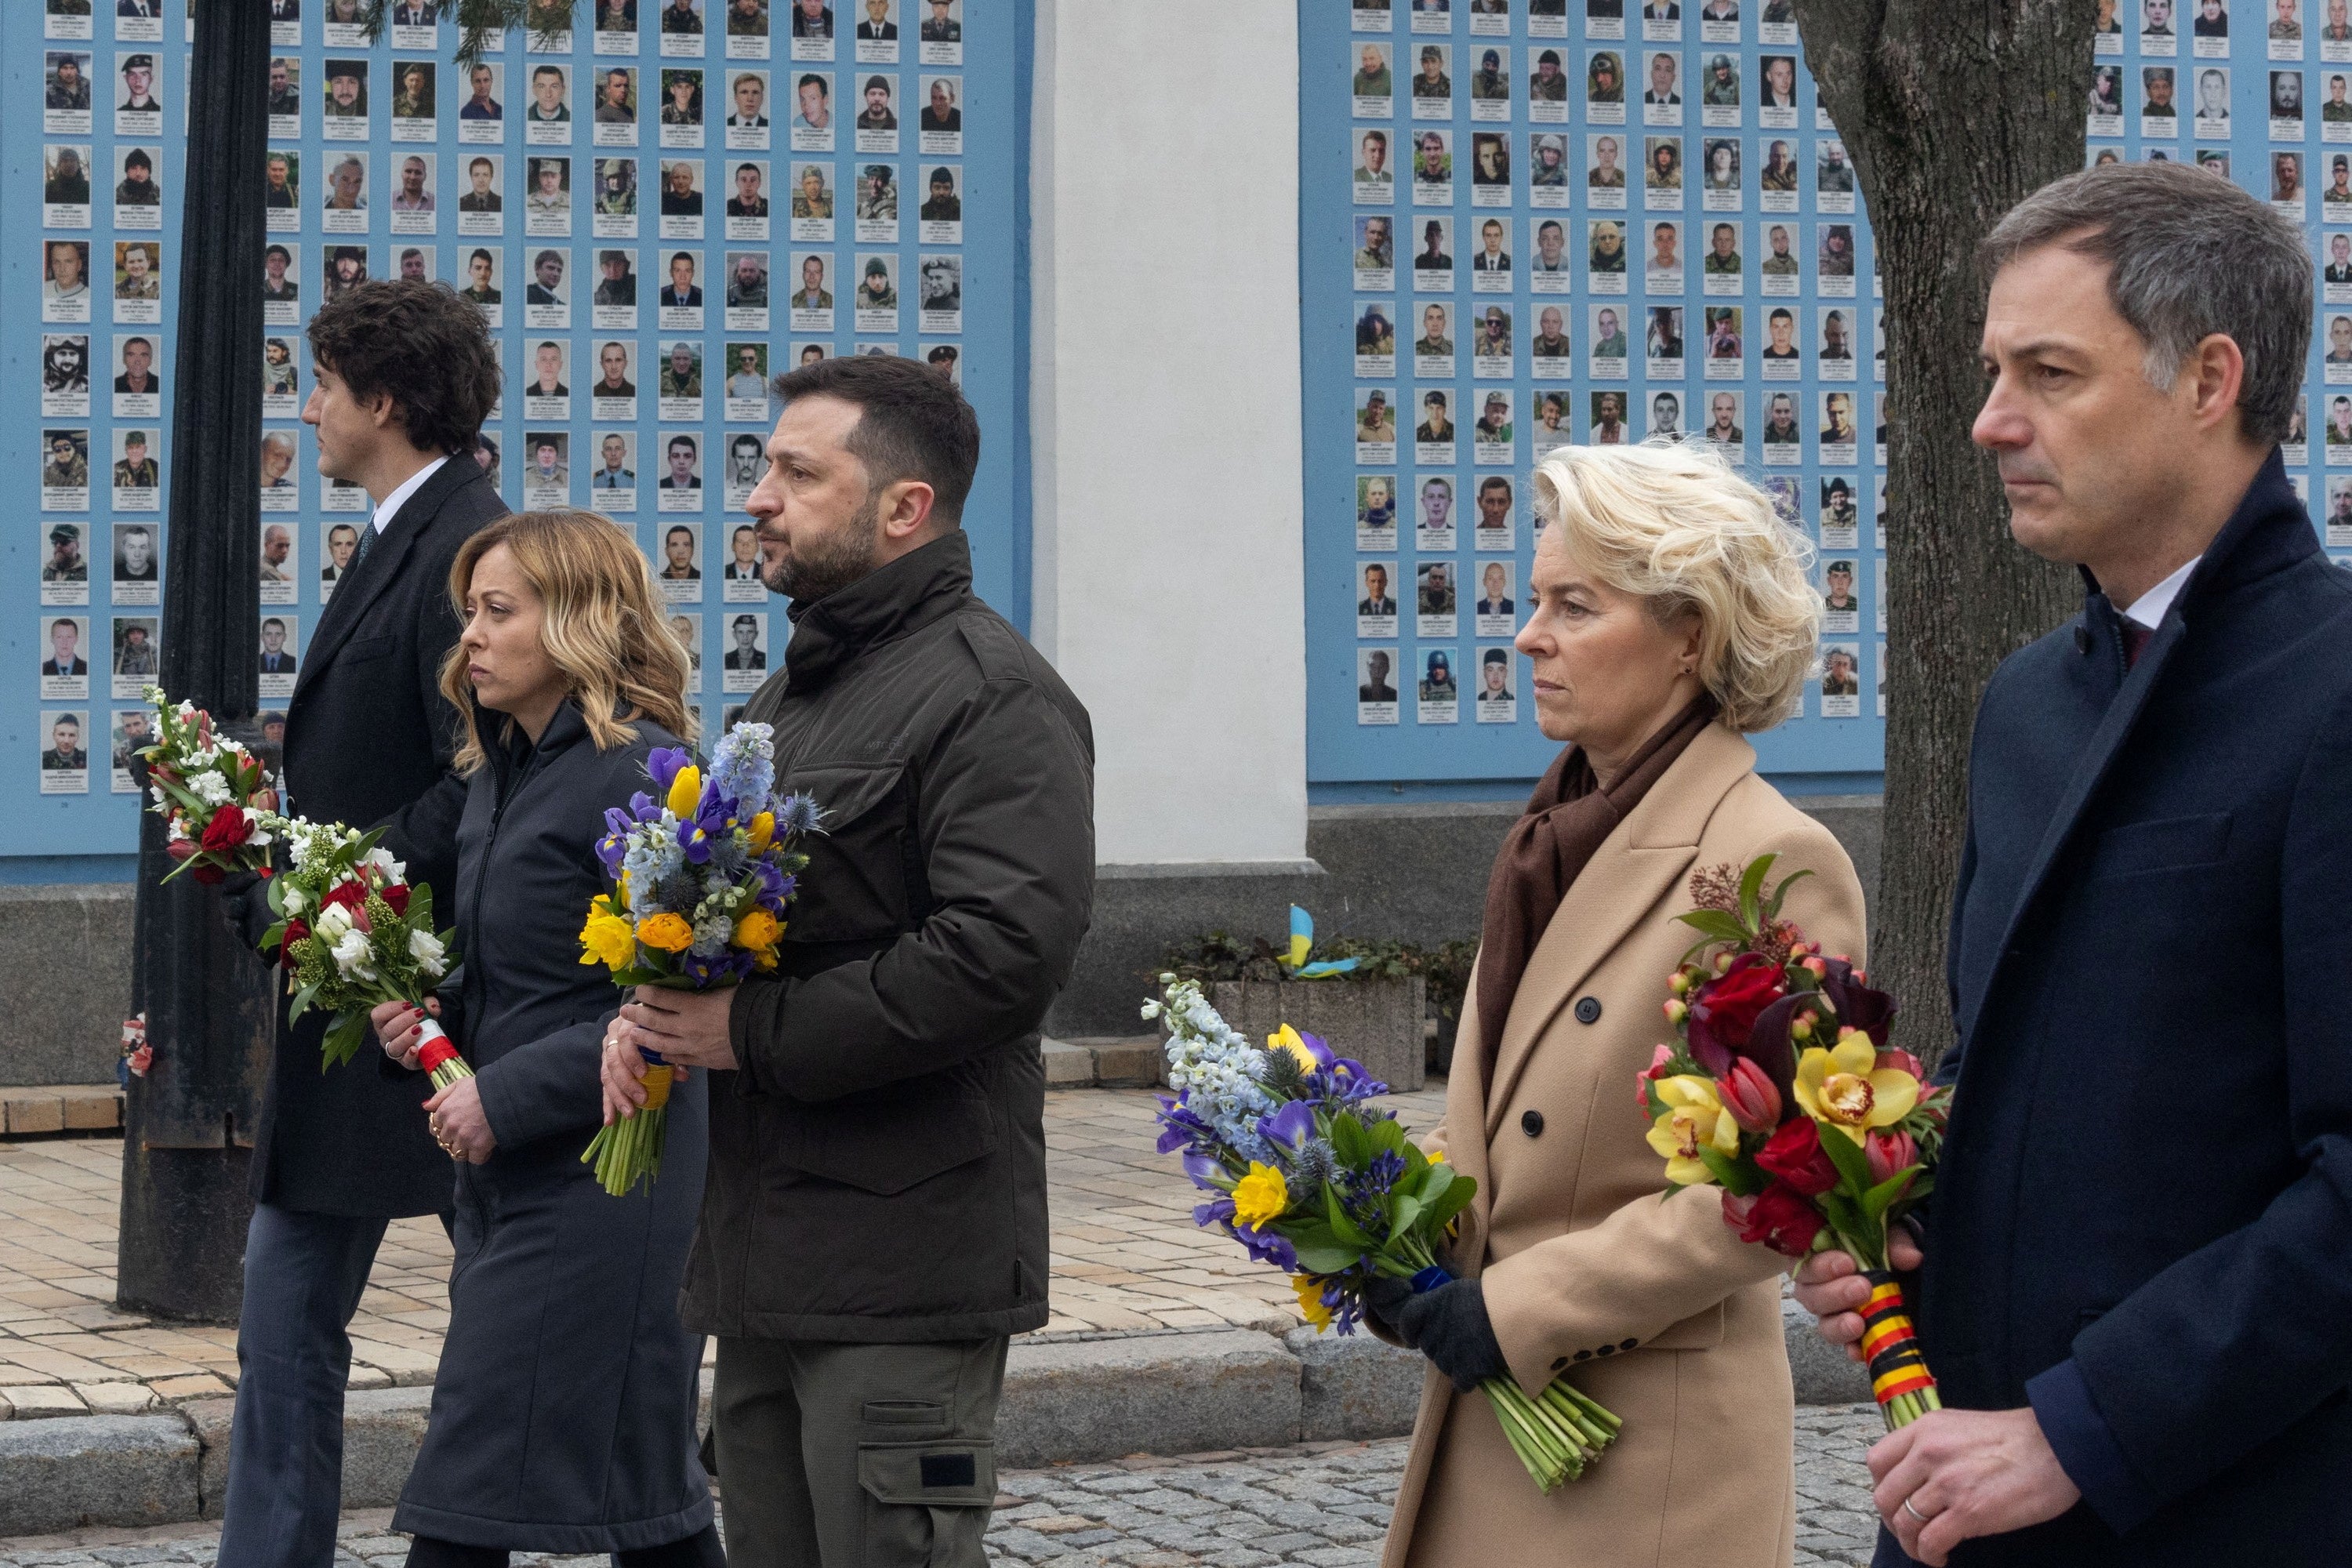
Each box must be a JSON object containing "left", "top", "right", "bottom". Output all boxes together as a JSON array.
[
  {"left": 119, "top": 0, "right": 274, "bottom": 1323},
  {"left": 1791, "top": 0, "right": 2095, "bottom": 1063}
]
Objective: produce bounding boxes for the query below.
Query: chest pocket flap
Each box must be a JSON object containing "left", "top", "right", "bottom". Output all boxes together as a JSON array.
[
  {"left": 2087, "top": 811, "right": 2233, "bottom": 879},
  {"left": 786, "top": 760, "right": 918, "bottom": 945}
]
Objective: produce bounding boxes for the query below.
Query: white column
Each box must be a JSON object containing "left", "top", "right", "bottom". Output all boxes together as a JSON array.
[{"left": 1029, "top": 0, "right": 1309, "bottom": 869}]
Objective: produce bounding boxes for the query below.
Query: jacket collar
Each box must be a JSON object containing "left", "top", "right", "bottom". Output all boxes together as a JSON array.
[
  {"left": 2075, "top": 447, "right": 2313, "bottom": 638},
  {"left": 1482, "top": 721, "right": 1757, "bottom": 1138},
  {"left": 302, "top": 454, "right": 488, "bottom": 685},
  {"left": 782, "top": 529, "right": 972, "bottom": 693}
]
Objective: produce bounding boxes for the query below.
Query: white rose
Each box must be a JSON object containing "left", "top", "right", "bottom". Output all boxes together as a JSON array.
[
  {"left": 279, "top": 884, "right": 307, "bottom": 916},
  {"left": 314, "top": 903, "right": 351, "bottom": 941},
  {"left": 408, "top": 928, "right": 447, "bottom": 976}
]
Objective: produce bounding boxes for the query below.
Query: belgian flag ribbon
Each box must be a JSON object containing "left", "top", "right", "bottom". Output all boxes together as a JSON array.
[{"left": 1858, "top": 1269, "right": 1943, "bottom": 1429}]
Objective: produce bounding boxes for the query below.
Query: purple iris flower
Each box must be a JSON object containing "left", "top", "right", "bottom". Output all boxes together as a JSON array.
[
  {"left": 1235, "top": 1223, "right": 1298, "bottom": 1272},
  {"left": 629, "top": 790, "right": 660, "bottom": 822},
  {"left": 1156, "top": 1095, "right": 1215, "bottom": 1156},
  {"left": 647, "top": 746, "right": 691, "bottom": 793},
  {"left": 1258, "top": 1099, "right": 1316, "bottom": 1155},
  {"left": 1195, "top": 1195, "right": 1236, "bottom": 1229},
  {"left": 1180, "top": 1151, "right": 1225, "bottom": 1192}
]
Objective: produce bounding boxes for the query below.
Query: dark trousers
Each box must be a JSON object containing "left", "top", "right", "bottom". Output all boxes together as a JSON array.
[
  {"left": 217, "top": 1202, "right": 394, "bottom": 1568},
  {"left": 712, "top": 1335, "right": 1006, "bottom": 1568},
  {"left": 405, "top": 1522, "right": 727, "bottom": 1566}
]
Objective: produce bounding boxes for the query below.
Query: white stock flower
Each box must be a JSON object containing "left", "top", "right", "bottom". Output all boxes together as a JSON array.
[
  {"left": 361, "top": 848, "right": 406, "bottom": 884},
  {"left": 189, "top": 772, "right": 233, "bottom": 808}
]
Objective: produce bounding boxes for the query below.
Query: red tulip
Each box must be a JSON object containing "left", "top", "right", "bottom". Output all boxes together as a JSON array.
[
  {"left": 1865, "top": 1128, "right": 1918, "bottom": 1186},
  {"left": 1718, "top": 1057, "right": 1783, "bottom": 1133},
  {"left": 198, "top": 805, "right": 252, "bottom": 854},
  {"left": 382, "top": 884, "right": 411, "bottom": 916},
  {"left": 165, "top": 838, "right": 198, "bottom": 862}
]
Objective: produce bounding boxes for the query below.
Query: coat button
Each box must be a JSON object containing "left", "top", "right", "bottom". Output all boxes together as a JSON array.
[
  {"left": 1619, "top": 1338, "right": 1638, "bottom": 1351},
  {"left": 1521, "top": 1109, "right": 1544, "bottom": 1138},
  {"left": 1573, "top": 996, "right": 1602, "bottom": 1025},
  {"left": 1573, "top": 1348, "right": 1592, "bottom": 1362},
  {"left": 1552, "top": 1356, "right": 1568, "bottom": 1371},
  {"left": 1596, "top": 1343, "right": 1616, "bottom": 1356}
]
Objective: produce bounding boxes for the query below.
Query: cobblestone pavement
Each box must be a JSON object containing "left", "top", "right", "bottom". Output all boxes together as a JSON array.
[
  {"left": 0, "top": 1408, "right": 1890, "bottom": 1567},
  {"left": 0, "top": 1085, "right": 1447, "bottom": 1414}
]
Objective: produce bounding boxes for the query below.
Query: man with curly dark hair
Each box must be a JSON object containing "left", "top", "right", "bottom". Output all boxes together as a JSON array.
[{"left": 216, "top": 278, "right": 508, "bottom": 1568}]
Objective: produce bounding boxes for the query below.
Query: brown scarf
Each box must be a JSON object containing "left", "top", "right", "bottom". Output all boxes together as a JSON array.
[{"left": 1474, "top": 694, "right": 1719, "bottom": 1081}]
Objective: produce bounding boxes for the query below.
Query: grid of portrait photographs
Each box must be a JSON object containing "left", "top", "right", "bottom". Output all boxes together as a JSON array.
[
  {"left": 31, "top": 0, "right": 975, "bottom": 807},
  {"left": 1327, "top": 0, "right": 1890, "bottom": 768}
]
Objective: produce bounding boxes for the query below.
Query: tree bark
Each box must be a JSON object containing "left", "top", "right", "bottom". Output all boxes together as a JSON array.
[{"left": 1791, "top": 0, "right": 2096, "bottom": 1062}]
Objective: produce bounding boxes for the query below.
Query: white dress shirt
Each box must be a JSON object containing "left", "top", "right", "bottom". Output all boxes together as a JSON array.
[{"left": 2120, "top": 554, "right": 2201, "bottom": 630}]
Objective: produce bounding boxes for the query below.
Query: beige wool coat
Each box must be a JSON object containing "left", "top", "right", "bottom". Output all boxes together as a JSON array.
[{"left": 1379, "top": 722, "right": 1867, "bottom": 1568}]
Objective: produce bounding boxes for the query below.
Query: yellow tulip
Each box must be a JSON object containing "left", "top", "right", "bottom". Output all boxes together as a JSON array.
[
  {"left": 745, "top": 811, "right": 775, "bottom": 854},
  {"left": 636, "top": 912, "right": 695, "bottom": 953},
  {"left": 732, "top": 908, "right": 782, "bottom": 953},
  {"left": 1293, "top": 1274, "right": 1335, "bottom": 1332},
  {"left": 1794, "top": 1029, "right": 1919, "bottom": 1144},
  {"left": 1232, "top": 1161, "right": 1290, "bottom": 1229},
  {"left": 1643, "top": 1074, "right": 1740, "bottom": 1186},
  {"left": 578, "top": 900, "right": 637, "bottom": 969},
  {"left": 665, "top": 764, "right": 702, "bottom": 819}
]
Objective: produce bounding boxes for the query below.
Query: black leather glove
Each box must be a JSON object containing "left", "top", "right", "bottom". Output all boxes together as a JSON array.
[
  {"left": 217, "top": 870, "right": 278, "bottom": 957},
  {"left": 1362, "top": 1275, "right": 1509, "bottom": 1392}
]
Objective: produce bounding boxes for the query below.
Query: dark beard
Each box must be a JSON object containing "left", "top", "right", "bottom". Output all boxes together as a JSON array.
[{"left": 762, "top": 491, "right": 880, "bottom": 603}]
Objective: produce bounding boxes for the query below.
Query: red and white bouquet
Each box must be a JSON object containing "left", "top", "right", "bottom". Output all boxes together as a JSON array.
[
  {"left": 136, "top": 687, "right": 279, "bottom": 885},
  {"left": 261, "top": 816, "right": 462, "bottom": 1078},
  {"left": 1636, "top": 855, "right": 1951, "bottom": 1429}
]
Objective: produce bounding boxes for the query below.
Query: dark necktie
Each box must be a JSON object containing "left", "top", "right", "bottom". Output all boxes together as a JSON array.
[
  {"left": 2122, "top": 621, "right": 2154, "bottom": 669},
  {"left": 351, "top": 520, "right": 378, "bottom": 571}
]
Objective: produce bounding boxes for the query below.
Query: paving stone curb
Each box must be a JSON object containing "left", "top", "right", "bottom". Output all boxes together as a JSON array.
[{"left": 0, "top": 1312, "right": 1862, "bottom": 1535}]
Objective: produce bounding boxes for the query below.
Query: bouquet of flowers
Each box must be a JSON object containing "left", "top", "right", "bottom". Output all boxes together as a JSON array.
[
  {"left": 260, "top": 816, "right": 458, "bottom": 1074},
  {"left": 576, "top": 723, "right": 820, "bottom": 1196},
  {"left": 1148, "top": 980, "right": 1622, "bottom": 1492},
  {"left": 1636, "top": 854, "right": 1950, "bottom": 1429},
  {"left": 136, "top": 688, "right": 280, "bottom": 885}
]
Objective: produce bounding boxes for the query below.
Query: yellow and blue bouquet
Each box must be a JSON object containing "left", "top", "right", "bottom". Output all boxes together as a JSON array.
[{"left": 576, "top": 722, "right": 820, "bottom": 1194}]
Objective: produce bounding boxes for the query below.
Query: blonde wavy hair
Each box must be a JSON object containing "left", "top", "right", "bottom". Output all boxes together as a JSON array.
[
  {"left": 1530, "top": 441, "right": 1821, "bottom": 732},
  {"left": 439, "top": 510, "right": 695, "bottom": 775}
]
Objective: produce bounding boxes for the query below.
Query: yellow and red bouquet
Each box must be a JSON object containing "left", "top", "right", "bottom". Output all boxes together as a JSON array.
[{"left": 1636, "top": 855, "right": 1951, "bottom": 1429}]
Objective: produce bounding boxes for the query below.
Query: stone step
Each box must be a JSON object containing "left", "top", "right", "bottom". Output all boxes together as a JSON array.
[
  {"left": 1039, "top": 1036, "right": 1163, "bottom": 1090},
  {"left": 0, "top": 1084, "right": 122, "bottom": 1138}
]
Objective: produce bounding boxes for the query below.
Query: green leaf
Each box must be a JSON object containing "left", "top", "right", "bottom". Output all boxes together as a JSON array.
[
  {"left": 1390, "top": 1193, "right": 1425, "bottom": 1240},
  {"left": 1418, "top": 1171, "right": 1477, "bottom": 1235},
  {"left": 1325, "top": 1185, "right": 1376, "bottom": 1251},
  {"left": 1760, "top": 867, "right": 1813, "bottom": 922},
  {"left": 1818, "top": 1124, "right": 1875, "bottom": 1194},
  {"left": 1860, "top": 1167, "right": 1921, "bottom": 1224},
  {"left": 1819, "top": 1191, "right": 1869, "bottom": 1247},
  {"left": 1697, "top": 1145, "right": 1767, "bottom": 1197},
  {"left": 1292, "top": 1243, "right": 1366, "bottom": 1276},
  {"left": 1329, "top": 1112, "right": 1370, "bottom": 1167},
  {"left": 1737, "top": 854, "right": 1777, "bottom": 931},
  {"left": 321, "top": 1011, "right": 368, "bottom": 1072},
  {"left": 1675, "top": 909, "right": 1751, "bottom": 945}
]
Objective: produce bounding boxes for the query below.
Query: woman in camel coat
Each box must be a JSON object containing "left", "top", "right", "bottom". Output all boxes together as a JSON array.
[{"left": 1372, "top": 441, "right": 1865, "bottom": 1568}]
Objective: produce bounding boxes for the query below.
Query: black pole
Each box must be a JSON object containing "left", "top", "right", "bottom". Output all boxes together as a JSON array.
[{"left": 118, "top": 0, "right": 275, "bottom": 1323}]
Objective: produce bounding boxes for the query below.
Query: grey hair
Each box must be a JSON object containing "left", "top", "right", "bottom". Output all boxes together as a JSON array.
[{"left": 1978, "top": 161, "right": 2310, "bottom": 443}]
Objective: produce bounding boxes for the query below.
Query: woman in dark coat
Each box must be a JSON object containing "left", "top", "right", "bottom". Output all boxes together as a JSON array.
[{"left": 372, "top": 510, "right": 720, "bottom": 1567}]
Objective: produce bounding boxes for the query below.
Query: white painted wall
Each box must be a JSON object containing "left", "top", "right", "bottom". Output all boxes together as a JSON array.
[{"left": 1029, "top": 2, "right": 1310, "bottom": 869}]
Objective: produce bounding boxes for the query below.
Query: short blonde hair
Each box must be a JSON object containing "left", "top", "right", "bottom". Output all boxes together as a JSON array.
[
  {"left": 438, "top": 510, "right": 695, "bottom": 775},
  {"left": 1530, "top": 441, "right": 1820, "bottom": 732}
]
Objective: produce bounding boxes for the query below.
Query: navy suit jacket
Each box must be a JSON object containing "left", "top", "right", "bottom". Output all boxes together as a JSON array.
[{"left": 1881, "top": 452, "right": 2352, "bottom": 1565}]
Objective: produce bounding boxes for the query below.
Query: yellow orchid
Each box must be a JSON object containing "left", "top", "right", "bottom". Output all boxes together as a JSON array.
[
  {"left": 1268, "top": 1023, "right": 1318, "bottom": 1073},
  {"left": 745, "top": 811, "right": 776, "bottom": 854},
  {"left": 1794, "top": 1028, "right": 1919, "bottom": 1144},
  {"left": 1293, "top": 1274, "right": 1335, "bottom": 1332},
  {"left": 578, "top": 898, "right": 637, "bottom": 969},
  {"left": 1231, "top": 1161, "right": 1290, "bottom": 1229},
  {"left": 636, "top": 912, "right": 695, "bottom": 953},
  {"left": 665, "top": 764, "right": 702, "bottom": 819},
  {"left": 731, "top": 908, "right": 782, "bottom": 953},
  {"left": 1643, "top": 1074, "right": 1740, "bottom": 1186}
]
